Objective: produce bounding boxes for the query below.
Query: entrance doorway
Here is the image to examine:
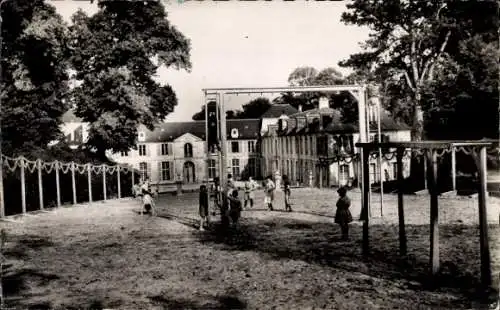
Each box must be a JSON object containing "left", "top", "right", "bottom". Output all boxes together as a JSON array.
[{"left": 183, "top": 161, "right": 196, "bottom": 183}]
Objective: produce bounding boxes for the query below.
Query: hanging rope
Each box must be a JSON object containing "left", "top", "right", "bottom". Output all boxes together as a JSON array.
[
  {"left": 76, "top": 164, "right": 87, "bottom": 174},
  {"left": 43, "top": 161, "right": 56, "bottom": 174},
  {"left": 92, "top": 165, "right": 102, "bottom": 174},
  {"left": 25, "top": 160, "right": 37, "bottom": 173},
  {"left": 60, "top": 163, "right": 71, "bottom": 174},
  {"left": 106, "top": 165, "right": 117, "bottom": 174},
  {"left": 4, "top": 156, "right": 19, "bottom": 172}
]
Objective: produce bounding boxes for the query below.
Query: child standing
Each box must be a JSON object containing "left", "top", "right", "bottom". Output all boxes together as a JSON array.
[
  {"left": 244, "top": 177, "right": 256, "bottom": 209},
  {"left": 335, "top": 187, "right": 353, "bottom": 240},
  {"left": 264, "top": 176, "right": 275, "bottom": 211},
  {"left": 228, "top": 189, "right": 242, "bottom": 228},
  {"left": 142, "top": 188, "right": 156, "bottom": 216},
  {"left": 199, "top": 185, "right": 209, "bottom": 231},
  {"left": 283, "top": 176, "right": 292, "bottom": 212}
]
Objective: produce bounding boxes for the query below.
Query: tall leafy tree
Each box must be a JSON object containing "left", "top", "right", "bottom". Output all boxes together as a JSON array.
[
  {"left": 1, "top": 0, "right": 70, "bottom": 156},
  {"left": 278, "top": 67, "right": 359, "bottom": 123},
  {"left": 339, "top": 0, "right": 498, "bottom": 141},
  {"left": 69, "top": 1, "right": 191, "bottom": 158}
]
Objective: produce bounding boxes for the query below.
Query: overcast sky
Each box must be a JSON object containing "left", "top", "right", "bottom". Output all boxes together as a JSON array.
[{"left": 53, "top": 1, "right": 369, "bottom": 121}]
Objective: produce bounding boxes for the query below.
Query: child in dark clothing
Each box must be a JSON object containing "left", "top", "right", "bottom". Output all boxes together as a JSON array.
[
  {"left": 283, "top": 176, "right": 292, "bottom": 212},
  {"left": 199, "top": 185, "right": 209, "bottom": 231},
  {"left": 227, "top": 189, "right": 242, "bottom": 227},
  {"left": 335, "top": 187, "right": 353, "bottom": 240}
]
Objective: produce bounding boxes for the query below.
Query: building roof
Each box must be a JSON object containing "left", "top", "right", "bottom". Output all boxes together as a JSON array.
[
  {"left": 261, "top": 104, "right": 299, "bottom": 118},
  {"left": 262, "top": 107, "right": 409, "bottom": 137},
  {"left": 142, "top": 119, "right": 261, "bottom": 142}
]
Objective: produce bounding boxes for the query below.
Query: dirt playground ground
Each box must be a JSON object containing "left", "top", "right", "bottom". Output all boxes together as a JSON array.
[{"left": 1, "top": 188, "right": 499, "bottom": 309}]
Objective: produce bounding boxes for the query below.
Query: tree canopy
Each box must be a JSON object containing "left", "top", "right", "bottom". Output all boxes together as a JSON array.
[
  {"left": 68, "top": 1, "right": 191, "bottom": 158},
  {"left": 275, "top": 67, "right": 359, "bottom": 124},
  {"left": 339, "top": 0, "right": 498, "bottom": 140},
  {"left": 1, "top": 0, "right": 70, "bottom": 157}
]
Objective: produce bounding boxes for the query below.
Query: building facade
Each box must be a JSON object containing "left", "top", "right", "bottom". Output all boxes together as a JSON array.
[
  {"left": 260, "top": 98, "right": 412, "bottom": 187},
  {"left": 104, "top": 120, "right": 262, "bottom": 191}
]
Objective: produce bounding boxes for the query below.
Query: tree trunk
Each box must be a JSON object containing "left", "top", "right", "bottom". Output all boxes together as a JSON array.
[{"left": 410, "top": 91, "right": 426, "bottom": 189}]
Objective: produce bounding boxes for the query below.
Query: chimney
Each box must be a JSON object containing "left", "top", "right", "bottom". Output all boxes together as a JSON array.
[{"left": 318, "top": 96, "right": 329, "bottom": 109}]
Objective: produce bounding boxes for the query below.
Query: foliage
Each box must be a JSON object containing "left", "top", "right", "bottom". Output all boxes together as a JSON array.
[
  {"left": 276, "top": 67, "right": 359, "bottom": 124},
  {"left": 339, "top": 0, "right": 499, "bottom": 140},
  {"left": 68, "top": 1, "right": 191, "bottom": 158},
  {"left": 1, "top": 0, "right": 70, "bottom": 157}
]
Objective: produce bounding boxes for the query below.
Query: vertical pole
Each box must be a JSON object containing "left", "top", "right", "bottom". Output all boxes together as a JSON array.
[
  {"left": 131, "top": 166, "right": 135, "bottom": 191},
  {"left": 427, "top": 149, "right": 440, "bottom": 276},
  {"left": 55, "top": 161, "right": 61, "bottom": 208},
  {"left": 37, "top": 159, "right": 44, "bottom": 210},
  {"left": 102, "top": 164, "right": 107, "bottom": 201},
  {"left": 87, "top": 164, "right": 92, "bottom": 204},
  {"left": 423, "top": 156, "right": 428, "bottom": 190},
  {"left": 396, "top": 148, "right": 407, "bottom": 256},
  {"left": 20, "top": 157, "right": 26, "bottom": 214},
  {"left": 319, "top": 164, "right": 323, "bottom": 189},
  {"left": 117, "top": 166, "right": 121, "bottom": 199},
  {"left": 71, "top": 163, "right": 76, "bottom": 205},
  {"left": 361, "top": 147, "right": 370, "bottom": 256},
  {"left": 205, "top": 92, "right": 209, "bottom": 184},
  {"left": 477, "top": 146, "right": 492, "bottom": 289},
  {"left": 357, "top": 86, "right": 367, "bottom": 217},
  {"left": 451, "top": 146, "right": 456, "bottom": 192},
  {"left": 219, "top": 92, "right": 229, "bottom": 224},
  {"left": 377, "top": 99, "right": 384, "bottom": 217}
]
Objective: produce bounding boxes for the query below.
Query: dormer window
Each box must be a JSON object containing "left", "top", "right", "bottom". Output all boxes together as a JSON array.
[{"left": 138, "top": 131, "right": 146, "bottom": 142}]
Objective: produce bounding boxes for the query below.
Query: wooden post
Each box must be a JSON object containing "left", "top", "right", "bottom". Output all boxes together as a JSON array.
[
  {"left": 102, "top": 164, "right": 107, "bottom": 201},
  {"left": 71, "top": 163, "right": 77, "bottom": 205},
  {"left": 55, "top": 161, "right": 61, "bottom": 208},
  {"left": 427, "top": 149, "right": 440, "bottom": 275},
  {"left": 451, "top": 146, "right": 456, "bottom": 192},
  {"left": 37, "top": 159, "right": 44, "bottom": 210},
  {"left": 362, "top": 148, "right": 370, "bottom": 256},
  {"left": 87, "top": 164, "right": 92, "bottom": 204},
  {"left": 131, "top": 167, "right": 135, "bottom": 192},
  {"left": 117, "top": 166, "right": 121, "bottom": 199},
  {"left": 396, "top": 148, "right": 407, "bottom": 256},
  {"left": 476, "top": 146, "right": 492, "bottom": 289},
  {"left": 319, "top": 164, "right": 323, "bottom": 189},
  {"left": 20, "top": 158, "right": 26, "bottom": 214},
  {"left": 423, "top": 156, "right": 428, "bottom": 190}
]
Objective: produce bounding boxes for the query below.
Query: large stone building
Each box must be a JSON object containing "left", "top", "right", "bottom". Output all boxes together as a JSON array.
[
  {"left": 109, "top": 120, "right": 261, "bottom": 191},
  {"left": 260, "top": 97, "right": 412, "bottom": 187},
  {"left": 60, "top": 99, "right": 411, "bottom": 190}
]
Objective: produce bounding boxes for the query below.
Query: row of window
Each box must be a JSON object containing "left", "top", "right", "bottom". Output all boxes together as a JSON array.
[
  {"left": 271, "top": 160, "right": 399, "bottom": 185},
  {"left": 137, "top": 158, "right": 261, "bottom": 181},
  {"left": 265, "top": 134, "right": 392, "bottom": 158},
  {"left": 122, "top": 141, "right": 257, "bottom": 157},
  {"left": 264, "top": 135, "right": 317, "bottom": 157}
]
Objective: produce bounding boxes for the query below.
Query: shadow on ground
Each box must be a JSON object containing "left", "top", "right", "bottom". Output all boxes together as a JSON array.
[
  {"left": 2, "top": 234, "right": 59, "bottom": 308},
  {"left": 194, "top": 216, "right": 499, "bottom": 308}
]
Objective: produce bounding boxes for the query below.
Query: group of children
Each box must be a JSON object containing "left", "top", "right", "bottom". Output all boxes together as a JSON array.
[
  {"left": 135, "top": 175, "right": 354, "bottom": 240},
  {"left": 198, "top": 175, "right": 353, "bottom": 239}
]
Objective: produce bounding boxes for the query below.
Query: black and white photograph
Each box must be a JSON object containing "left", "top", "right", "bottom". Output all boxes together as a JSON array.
[{"left": 0, "top": 0, "right": 498, "bottom": 309}]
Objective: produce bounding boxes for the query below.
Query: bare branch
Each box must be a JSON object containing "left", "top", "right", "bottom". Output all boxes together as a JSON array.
[
  {"left": 404, "top": 70, "right": 416, "bottom": 91},
  {"left": 425, "top": 30, "right": 452, "bottom": 81},
  {"left": 410, "top": 39, "right": 420, "bottom": 85}
]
